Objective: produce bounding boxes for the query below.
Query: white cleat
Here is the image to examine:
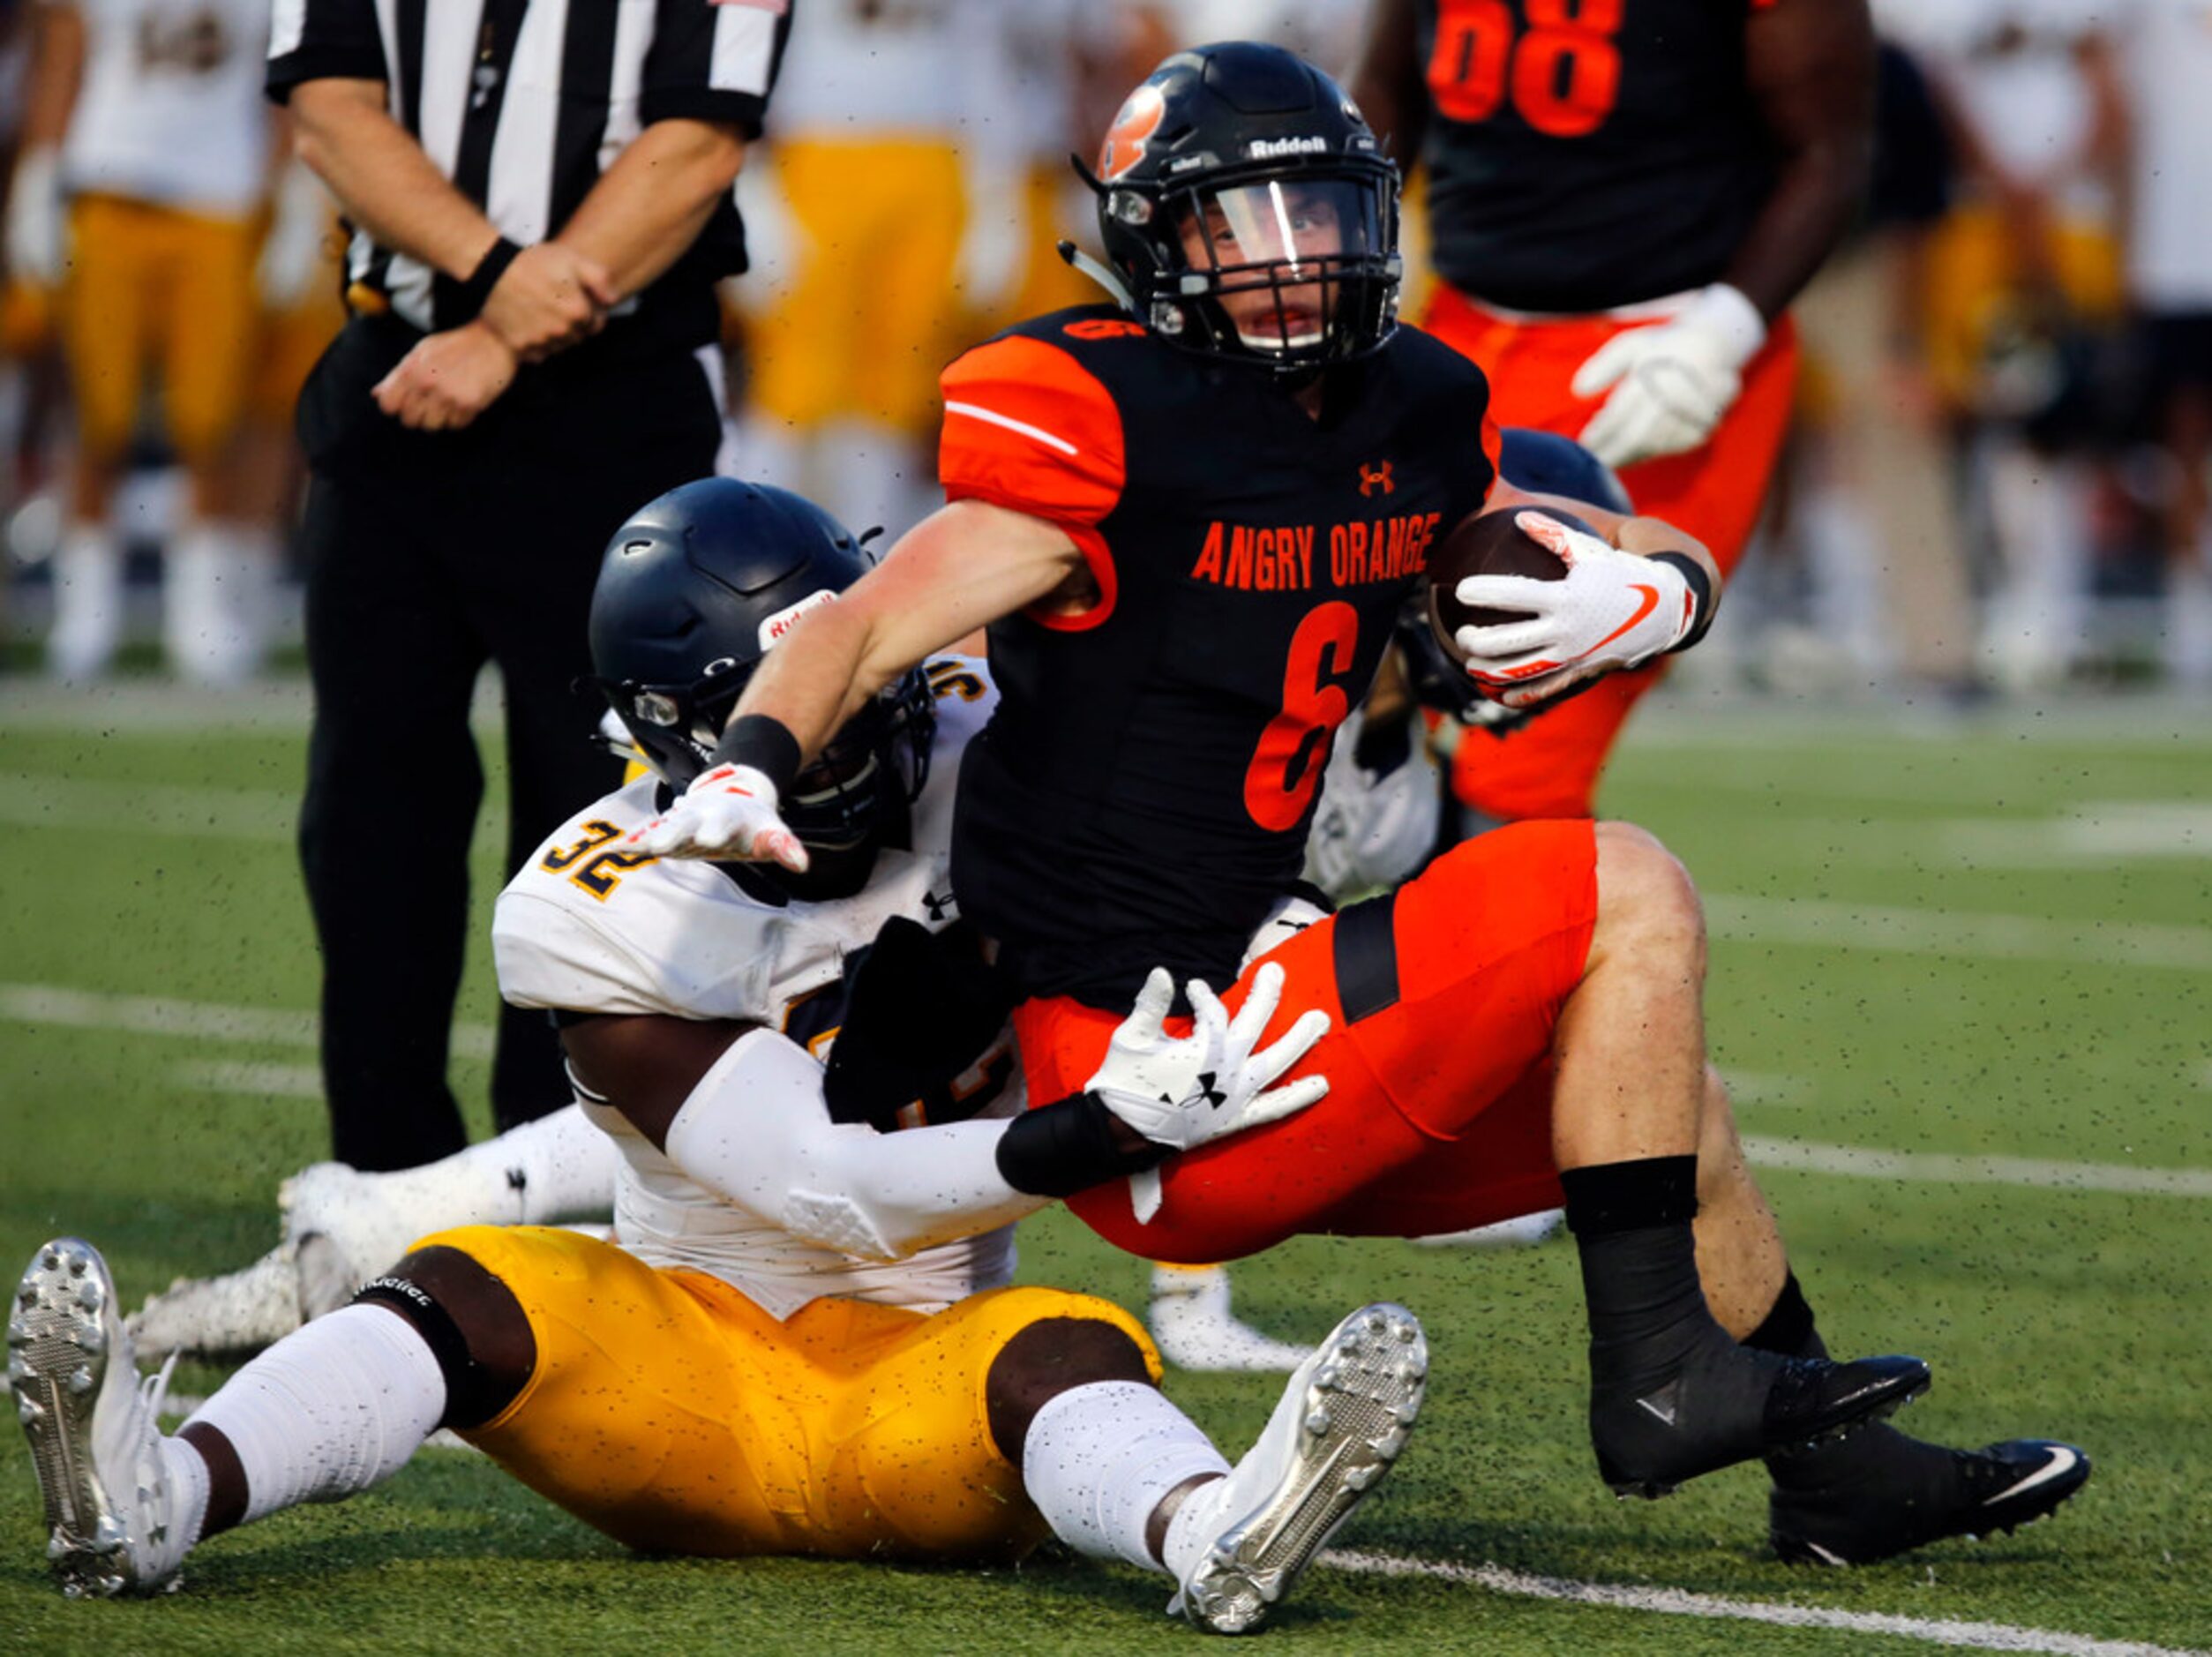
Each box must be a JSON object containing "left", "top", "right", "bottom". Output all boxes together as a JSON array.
[
  {"left": 1170, "top": 1302, "right": 1427, "bottom": 1635},
  {"left": 281, "top": 1162, "right": 422, "bottom": 1318},
  {"left": 127, "top": 1242, "right": 305, "bottom": 1363},
  {"left": 1150, "top": 1267, "right": 1308, "bottom": 1374},
  {"left": 10, "top": 1238, "right": 192, "bottom": 1597},
  {"left": 1412, "top": 1207, "right": 1565, "bottom": 1248}
]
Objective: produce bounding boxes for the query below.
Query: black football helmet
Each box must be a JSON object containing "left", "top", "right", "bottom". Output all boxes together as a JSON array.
[
  {"left": 1082, "top": 41, "right": 1400, "bottom": 374},
  {"left": 586, "top": 478, "right": 934, "bottom": 854}
]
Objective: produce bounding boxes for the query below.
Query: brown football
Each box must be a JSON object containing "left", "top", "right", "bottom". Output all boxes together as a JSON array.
[{"left": 1427, "top": 505, "right": 1590, "bottom": 658}]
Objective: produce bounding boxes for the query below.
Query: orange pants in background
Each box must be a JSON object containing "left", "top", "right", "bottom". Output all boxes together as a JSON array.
[{"left": 1420, "top": 285, "right": 1801, "bottom": 821}]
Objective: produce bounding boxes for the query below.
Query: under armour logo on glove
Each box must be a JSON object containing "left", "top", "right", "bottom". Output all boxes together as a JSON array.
[{"left": 1086, "top": 961, "right": 1332, "bottom": 1155}]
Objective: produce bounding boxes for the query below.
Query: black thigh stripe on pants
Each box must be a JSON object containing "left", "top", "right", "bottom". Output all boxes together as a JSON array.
[{"left": 1331, "top": 890, "right": 1403, "bottom": 1024}]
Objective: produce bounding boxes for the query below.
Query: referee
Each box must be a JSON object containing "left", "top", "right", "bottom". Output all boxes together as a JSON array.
[{"left": 268, "top": 0, "right": 790, "bottom": 1169}]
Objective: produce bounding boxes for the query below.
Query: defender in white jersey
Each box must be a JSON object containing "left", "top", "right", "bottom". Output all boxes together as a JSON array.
[{"left": 12, "top": 480, "right": 1429, "bottom": 1635}]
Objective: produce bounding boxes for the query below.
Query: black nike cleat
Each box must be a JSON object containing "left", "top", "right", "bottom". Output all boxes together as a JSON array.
[
  {"left": 1772, "top": 1436, "right": 2091, "bottom": 1565},
  {"left": 1595, "top": 1352, "right": 1931, "bottom": 1500}
]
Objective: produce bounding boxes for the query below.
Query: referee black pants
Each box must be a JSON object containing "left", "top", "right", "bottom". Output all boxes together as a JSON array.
[{"left": 296, "top": 316, "right": 721, "bottom": 1169}]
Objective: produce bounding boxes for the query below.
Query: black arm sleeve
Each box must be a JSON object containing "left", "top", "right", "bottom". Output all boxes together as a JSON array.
[
  {"left": 639, "top": 0, "right": 791, "bottom": 133},
  {"left": 266, "top": 0, "right": 388, "bottom": 103}
]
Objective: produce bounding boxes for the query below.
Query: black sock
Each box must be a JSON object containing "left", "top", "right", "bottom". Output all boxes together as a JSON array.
[
  {"left": 1744, "top": 1271, "right": 1829, "bottom": 1361},
  {"left": 1562, "top": 1157, "right": 1724, "bottom": 1394},
  {"left": 1749, "top": 1273, "right": 1923, "bottom": 1488},
  {"left": 1560, "top": 1154, "right": 1698, "bottom": 1238}
]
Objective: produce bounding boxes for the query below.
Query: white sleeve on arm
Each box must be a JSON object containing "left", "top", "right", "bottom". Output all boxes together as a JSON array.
[{"left": 662, "top": 1028, "right": 1047, "bottom": 1263}]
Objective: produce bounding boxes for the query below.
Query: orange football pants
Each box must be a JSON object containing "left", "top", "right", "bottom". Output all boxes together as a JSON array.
[
  {"left": 1016, "top": 821, "right": 1598, "bottom": 1264},
  {"left": 1420, "top": 285, "right": 1801, "bottom": 821}
]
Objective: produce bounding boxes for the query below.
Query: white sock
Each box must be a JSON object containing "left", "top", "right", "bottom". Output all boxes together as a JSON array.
[
  {"left": 180, "top": 1303, "right": 445, "bottom": 1526},
  {"left": 1021, "top": 1381, "right": 1230, "bottom": 1574},
  {"left": 160, "top": 1432, "right": 213, "bottom": 1550},
  {"left": 164, "top": 521, "right": 272, "bottom": 686},
  {"left": 371, "top": 1104, "right": 619, "bottom": 1228},
  {"left": 47, "top": 522, "right": 123, "bottom": 680}
]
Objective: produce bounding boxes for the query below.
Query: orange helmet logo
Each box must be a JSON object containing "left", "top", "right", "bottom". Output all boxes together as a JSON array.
[{"left": 1099, "top": 84, "right": 1167, "bottom": 182}]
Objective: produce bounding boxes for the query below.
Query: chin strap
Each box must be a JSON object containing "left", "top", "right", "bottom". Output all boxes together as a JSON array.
[{"left": 1057, "top": 239, "right": 1139, "bottom": 312}]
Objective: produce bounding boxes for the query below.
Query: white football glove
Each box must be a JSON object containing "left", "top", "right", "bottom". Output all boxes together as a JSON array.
[
  {"left": 632, "top": 762, "right": 809, "bottom": 870},
  {"left": 1302, "top": 709, "right": 1441, "bottom": 903},
  {"left": 1453, "top": 512, "right": 1698, "bottom": 709},
  {"left": 1089, "top": 961, "right": 1330, "bottom": 1158},
  {"left": 257, "top": 161, "right": 331, "bottom": 309},
  {"left": 1571, "top": 284, "right": 1766, "bottom": 469},
  {"left": 5, "top": 146, "right": 65, "bottom": 289}
]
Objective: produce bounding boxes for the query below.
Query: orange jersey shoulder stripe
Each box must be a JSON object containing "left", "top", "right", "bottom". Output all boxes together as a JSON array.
[{"left": 940, "top": 334, "right": 1127, "bottom": 529}]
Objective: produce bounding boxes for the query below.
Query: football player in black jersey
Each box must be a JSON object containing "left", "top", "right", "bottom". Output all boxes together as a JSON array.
[
  {"left": 637, "top": 41, "right": 2086, "bottom": 1552},
  {"left": 1350, "top": 0, "right": 1875, "bottom": 827}
]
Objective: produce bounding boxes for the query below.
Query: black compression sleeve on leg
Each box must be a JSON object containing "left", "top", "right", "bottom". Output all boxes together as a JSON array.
[
  {"left": 996, "top": 1094, "right": 1167, "bottom": 1197},
  {"left": 1559, "top": 1154, "right": 1700, "bottom": 1238}
]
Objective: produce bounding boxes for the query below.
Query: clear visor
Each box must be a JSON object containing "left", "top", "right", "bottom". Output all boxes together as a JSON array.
[{"left": 1176, "top": 177, "right": 1384, "bottom": 352}]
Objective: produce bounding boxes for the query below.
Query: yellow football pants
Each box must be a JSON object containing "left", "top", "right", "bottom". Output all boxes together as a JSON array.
[{"left": 417, "top": 1225, "right": 1159, "bottom": 1562}]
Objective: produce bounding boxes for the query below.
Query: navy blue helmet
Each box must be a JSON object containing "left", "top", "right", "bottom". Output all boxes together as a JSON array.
[{"left": 586, "top": 478, "right": 933, "bottom": 853}]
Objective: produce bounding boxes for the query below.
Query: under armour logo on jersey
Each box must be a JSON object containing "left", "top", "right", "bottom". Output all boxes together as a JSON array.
[
  {"left": 1358, "top": 460, "right": 1395, "bottom": 498},
  {"left": 921, "top": 889, "right": 955, "bottom": 921}
]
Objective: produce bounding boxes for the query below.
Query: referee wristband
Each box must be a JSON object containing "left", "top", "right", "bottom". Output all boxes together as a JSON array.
[
  {"left": 710, "top": 715, "right": 802, "bottom": 799},
  {"left": 1648, "top": 553, "right": 1716, "bottom": 655},
  {"left": 996, "top": 1092, "right": 1168, "bottom": 1198},
  {"left": 451, "top": 236, "right": 523, "bottom": 325}
]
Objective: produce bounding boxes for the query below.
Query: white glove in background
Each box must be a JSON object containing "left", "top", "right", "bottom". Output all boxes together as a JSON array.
[
  {"left": 257, "top": 161, "right": 333, "bottom": 309},
  {"left": 1572, "top": 283, "right": 1766, "bottom": 469},
  {"left": 6, "top": 146, "right": 65, "bottom": 288}
]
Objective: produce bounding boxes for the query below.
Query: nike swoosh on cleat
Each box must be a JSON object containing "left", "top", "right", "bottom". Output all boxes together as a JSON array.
[
  {"left": 1983, "top": 1444, "right": 2080, "bottom": 1506},
  {"left": 1801, "top": 1540, "right": 1849, "bottom": 1566},
  {"left": 1635, "top": 1395, "right": 1678, "bottom": 1427}
]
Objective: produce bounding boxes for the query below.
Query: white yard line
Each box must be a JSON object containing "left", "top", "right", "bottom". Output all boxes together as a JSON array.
[
  {"left": 1740, "top": 1138, "right": 2212, "bottom": 1198},
  {"left": 0, "top": 982, "right": 495, "bottom": 1060},
  {"left": 1321, "top": 1549, "right": 2207, "bottom": 1657},
  {"left": 174, "top": 1061, "right": 326, "bottom": 1098},
  {"left": 1706, "top": 895, "right": 2212, "bottom": 971}
]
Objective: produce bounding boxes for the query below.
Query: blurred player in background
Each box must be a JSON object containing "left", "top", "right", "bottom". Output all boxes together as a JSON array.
[
  {"left": 734, "top": 0, "right": 1023, "bottom": 539},
  {"left": 4, "top": 0, "right": 319, "bottom": 681},
  {"left": 2091, "top": 0, "right": 2212, "bottom": 688},
  {"left": 1351, "top": 0, "right": 1875, "bottom": 826},
  {"left": 1900, "top": 0, "right": 2126, "bottom": 693}
]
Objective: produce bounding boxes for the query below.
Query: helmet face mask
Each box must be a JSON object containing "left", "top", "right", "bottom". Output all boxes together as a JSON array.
[
  {"left": 585, "top": 479, "right": 935, "bottom": 878},
  {"left": 1087, "top": 42, "right": 1402, "bottom": 376}
]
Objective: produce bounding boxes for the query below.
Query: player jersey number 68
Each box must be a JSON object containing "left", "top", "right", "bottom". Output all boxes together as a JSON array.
[{"left": 1427, "top": 0, "right": 1623, "bottom": 138}]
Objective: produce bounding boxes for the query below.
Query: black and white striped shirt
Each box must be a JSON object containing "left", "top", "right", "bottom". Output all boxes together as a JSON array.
[{"left": 266, "top": 0, "right": 789, "bottom": 336}]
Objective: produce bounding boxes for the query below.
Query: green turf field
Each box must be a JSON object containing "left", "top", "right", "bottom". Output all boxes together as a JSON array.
[{"left": 2, "top": 683, "right": 2208, "bottom": 1655}]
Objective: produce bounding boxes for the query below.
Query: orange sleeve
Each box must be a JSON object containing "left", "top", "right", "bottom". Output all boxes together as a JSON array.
[
  {"left": 1479, "top": 403, "right": 1503, "bottom": 502},
  {"left": 939, "top": 335, "right": 1128, "bottom": 531}
]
